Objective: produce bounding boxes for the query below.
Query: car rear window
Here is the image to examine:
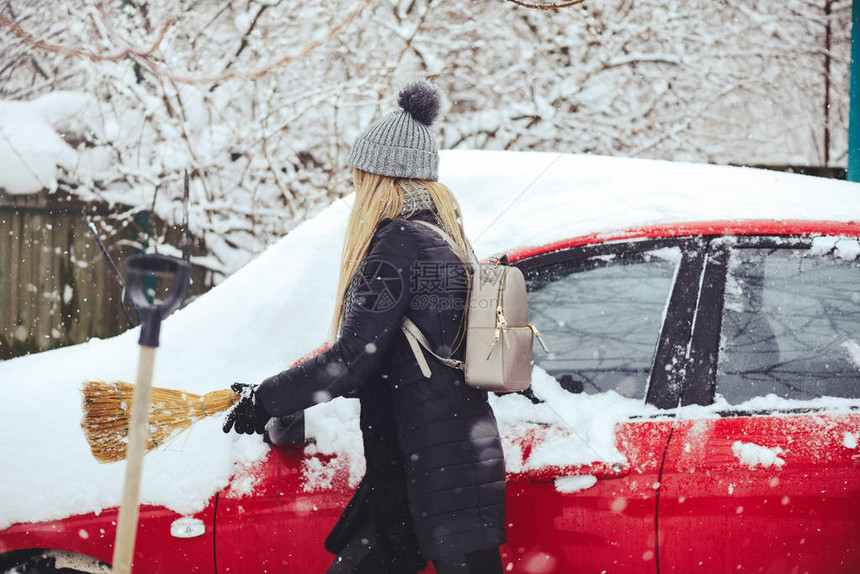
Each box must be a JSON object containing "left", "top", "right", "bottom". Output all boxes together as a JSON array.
[
  {"left": 526, "top": 247, "right": 680, "bottom": 400},
  {"left": 717, "top": 243, "right": 860, "bottom": 404}
]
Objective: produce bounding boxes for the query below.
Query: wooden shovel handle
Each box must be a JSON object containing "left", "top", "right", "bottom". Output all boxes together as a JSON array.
[{"left": 111, "top": 345, "right": 156, "bottom": 574}]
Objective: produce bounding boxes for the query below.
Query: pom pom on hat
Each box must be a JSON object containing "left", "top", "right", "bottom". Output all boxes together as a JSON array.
[{"left": 397, "top": 80, "right": 441, "bottom": 127}]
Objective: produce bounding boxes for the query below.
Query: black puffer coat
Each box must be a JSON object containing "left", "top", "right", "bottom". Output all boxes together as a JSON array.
[{"left": 257, "top": 213, "right": 506, "bottom": 566}]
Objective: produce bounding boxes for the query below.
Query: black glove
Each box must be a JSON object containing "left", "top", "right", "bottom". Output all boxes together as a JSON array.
[{"left": 222, "top": 382, "right": 270, "bottom": 435}]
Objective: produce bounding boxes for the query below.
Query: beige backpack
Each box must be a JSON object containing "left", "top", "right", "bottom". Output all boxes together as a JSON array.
[{"left": 400, "top": 220, "right": 549, "bottom": 393}]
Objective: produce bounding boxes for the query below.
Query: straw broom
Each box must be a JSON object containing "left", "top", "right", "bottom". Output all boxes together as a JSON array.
[{"left": 81, "top": 381, "right": 239, "bottom": 464}]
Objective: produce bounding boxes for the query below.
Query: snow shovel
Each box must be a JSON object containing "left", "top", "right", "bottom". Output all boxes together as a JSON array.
[{"left": 112, "top": 254, "right": 190, "bottom": 574}]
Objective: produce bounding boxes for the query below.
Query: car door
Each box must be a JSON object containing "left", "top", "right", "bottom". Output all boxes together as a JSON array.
[
  {"left": 501, "top": 238, "right": 702, "bottom": 574},
  {"left": 215, "top": 416, "right": 355, "bottom": 573},
  {"left": 658, "top": 235, "right": 860, "bottom": 573}
]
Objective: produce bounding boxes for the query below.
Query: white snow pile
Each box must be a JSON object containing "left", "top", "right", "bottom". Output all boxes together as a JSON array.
[
  {"left": 1, "top": 150, "right": 860, "bottom": 530},
  {"left": 843, "top": 340, "right": 860, "bottom": 370},
  {"left": 710, "top": 393, "right": 860, "bottom": 414},
  {"left": 810, "top": 236, "right": 860, "bottom": 260},
  {"left": 0, "top": 92, "right": 107, "bottom": 195},
  {"left": 732, "top": 441, "right": 786, "bottom": 469},
  {"left": 554, "top": 476, "right": 599, "bottom": 494},
  {"left": 491, "top": 367, "right": 650, "bottom": 476},
  {"left": 301, "top": 399, "right": 364, "bottom": 492}
]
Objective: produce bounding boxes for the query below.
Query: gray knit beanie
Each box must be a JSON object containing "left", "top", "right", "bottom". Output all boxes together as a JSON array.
[{"left": 348, "top": 80, "right": 441, "bottom": 181}]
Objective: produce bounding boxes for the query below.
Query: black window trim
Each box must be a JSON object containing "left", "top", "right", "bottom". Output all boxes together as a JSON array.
[
  {"left": 645, "top": 240, "right": 709, "bottom": 409},
  {"left": 680, "top": 243, "right": 729, "bottom": 407},
  {"left": 514, "top": 237, "right": 690, "bottom": 278}
]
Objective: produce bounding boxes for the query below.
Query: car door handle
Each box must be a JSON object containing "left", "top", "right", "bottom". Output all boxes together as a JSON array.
[{"left": 527, "top": 461, "right": 631, "bottom": 482}]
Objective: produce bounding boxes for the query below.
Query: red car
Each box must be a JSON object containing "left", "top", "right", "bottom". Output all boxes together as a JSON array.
[{"left": 2, "top": 216, "right": 858, "bottom": 574}]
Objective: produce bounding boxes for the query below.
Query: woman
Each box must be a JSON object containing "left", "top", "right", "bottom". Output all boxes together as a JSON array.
[{"left": 222, "top": 81, "right": 506, "bottom": 574}]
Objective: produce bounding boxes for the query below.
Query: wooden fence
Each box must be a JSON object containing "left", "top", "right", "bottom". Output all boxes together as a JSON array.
[{"left": 0, "top": 191, "right": 209, "bottom": 361}]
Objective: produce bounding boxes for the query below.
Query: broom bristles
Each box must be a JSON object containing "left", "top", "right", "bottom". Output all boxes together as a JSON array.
[{"left": 81, "top": 381, "right": 238, "bottom": 464}]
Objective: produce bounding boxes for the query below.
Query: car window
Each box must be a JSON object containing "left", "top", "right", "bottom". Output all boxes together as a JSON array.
[
  {"left": 716, "top": 244, "right": 860, "bottom": 404},
  {"left": 526, "top": 247, "right": 681, "bottom": 399}
]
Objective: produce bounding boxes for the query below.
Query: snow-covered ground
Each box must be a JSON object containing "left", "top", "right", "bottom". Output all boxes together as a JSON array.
[{"left": 1, "top": 150, "right": 859, "bottom": 530}]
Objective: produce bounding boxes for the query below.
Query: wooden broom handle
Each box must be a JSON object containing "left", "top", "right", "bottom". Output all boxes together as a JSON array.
[{"left": 112, "top": 345, "right": 156, "bottom": 574}]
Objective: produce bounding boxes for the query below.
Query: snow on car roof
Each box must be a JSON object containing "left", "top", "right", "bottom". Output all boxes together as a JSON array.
[
  {"left": 1, "top": 151, "right": 859, "bottom": 530},
  {"left": 447, "top": 150, "right": 859, "bottom": 260}
]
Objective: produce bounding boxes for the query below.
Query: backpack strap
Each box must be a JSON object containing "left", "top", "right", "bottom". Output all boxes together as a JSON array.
[
  {"left": 402, "top": 317, "right": 464, "bottom": 378},
  {"left": 409, "top": 219, "right": 478, "bottom": 270},
  {"left": 400, "top": 220, "right": 472, "bottom": 378}
]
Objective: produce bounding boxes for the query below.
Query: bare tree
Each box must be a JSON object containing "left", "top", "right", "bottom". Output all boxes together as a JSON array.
[{"left": 0, "top": 0, "right": 850, "bottom": 280}]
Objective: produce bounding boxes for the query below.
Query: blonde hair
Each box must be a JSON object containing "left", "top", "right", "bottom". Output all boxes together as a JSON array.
[{"left": 330, "top": 169, "right": 472, "bottom": 341}]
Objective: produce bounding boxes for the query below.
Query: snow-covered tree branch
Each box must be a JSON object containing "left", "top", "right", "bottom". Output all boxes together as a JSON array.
[{"left": 0, "top": 0, "right": 850, "bottom": 280}]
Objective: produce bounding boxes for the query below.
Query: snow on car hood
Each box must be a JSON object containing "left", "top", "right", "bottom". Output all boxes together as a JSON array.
[{"left": 1, "top": 150, "right": 859, "bottom": 530}]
